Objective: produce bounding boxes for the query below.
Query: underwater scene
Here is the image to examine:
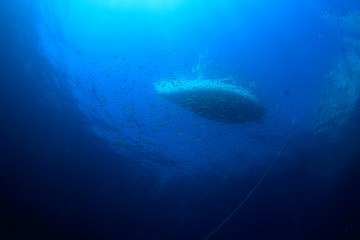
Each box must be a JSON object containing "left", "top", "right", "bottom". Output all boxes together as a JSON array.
[{"left": 1, "top": 0, "right": 360, "bottom": 239}]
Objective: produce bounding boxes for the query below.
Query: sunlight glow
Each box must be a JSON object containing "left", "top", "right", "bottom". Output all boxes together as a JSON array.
[{"left": 101, "top": 0, "right": 186, "bottom": 10}]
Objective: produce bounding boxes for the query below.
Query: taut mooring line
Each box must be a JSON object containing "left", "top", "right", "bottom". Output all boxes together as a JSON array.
[{"left": 204, "top": 113, "right": 296, "bottom": 240}]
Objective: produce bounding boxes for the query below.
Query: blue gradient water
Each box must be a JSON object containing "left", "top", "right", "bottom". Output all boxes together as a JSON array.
[{"left": 1, "top": 0, "right": 360, "bottom": 239}]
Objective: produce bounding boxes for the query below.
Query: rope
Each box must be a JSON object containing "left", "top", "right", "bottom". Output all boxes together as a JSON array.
[{"left": 204, "top": 114, "right": 296, "bottom": 240}]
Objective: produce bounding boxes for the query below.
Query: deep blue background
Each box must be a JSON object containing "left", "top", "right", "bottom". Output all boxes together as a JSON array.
[{"left": 1, "top": 1, "right": 360, "bottom": 240}]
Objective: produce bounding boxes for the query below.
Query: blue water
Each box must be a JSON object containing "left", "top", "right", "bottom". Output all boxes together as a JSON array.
[{"left": 1, "top": 0, "right": 360, "bottom": 239}]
